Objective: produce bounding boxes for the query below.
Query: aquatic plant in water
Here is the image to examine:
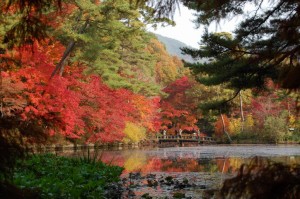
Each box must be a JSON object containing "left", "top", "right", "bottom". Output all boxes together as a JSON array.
[{"left": 12, "top": 154, "right": 123, "bottom": 199}]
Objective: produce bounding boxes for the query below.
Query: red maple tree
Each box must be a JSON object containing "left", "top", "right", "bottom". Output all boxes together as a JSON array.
[{"left": 160, "top": 76, "right": 198, "bottom": 133}]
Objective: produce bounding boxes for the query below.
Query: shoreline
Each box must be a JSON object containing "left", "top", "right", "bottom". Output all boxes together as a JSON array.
[{"left": 28, "top": 141, "right": 300, "bottom": 153}]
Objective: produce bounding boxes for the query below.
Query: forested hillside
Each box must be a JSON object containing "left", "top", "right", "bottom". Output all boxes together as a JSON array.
[{"left": 154, "top": 34, "right": 197, "bottom": 63}]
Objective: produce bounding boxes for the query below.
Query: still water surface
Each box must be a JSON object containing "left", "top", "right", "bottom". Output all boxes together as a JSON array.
[
  {"left": 99, "top": 145, "right": 300, "bottom": 173},
  {"left": 94, "top": 145, "right": 300, "bottom": 198}
]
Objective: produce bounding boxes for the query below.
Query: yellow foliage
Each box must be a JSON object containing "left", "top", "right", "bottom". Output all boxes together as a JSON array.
[
  {"left": 229, "top": 118, "right": 241, "bottom": 135},
  {"left": 123, "top": 122, "right": 146, "bottom": 143},
  {"left": 289, "top": 115, "right": 296, "bottom": 127},
  {"left": 245, "top": 114, "right": 254, "bottom": 128}
]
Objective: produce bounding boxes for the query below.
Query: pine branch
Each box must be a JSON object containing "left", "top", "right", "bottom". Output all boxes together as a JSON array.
[{"left": 238, "top": 1, "right": 285, "bottom": 39}]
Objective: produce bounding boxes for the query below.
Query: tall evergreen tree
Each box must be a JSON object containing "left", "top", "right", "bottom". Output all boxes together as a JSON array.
[
  {"left": 49, "top": 0, "right": 174, "bottom": 96},
  {"left": 181, "top": 0, "right": 300, "bottom": 90},
  {"left": 143, "top": 0, "right": 300, "bottom": 89}
]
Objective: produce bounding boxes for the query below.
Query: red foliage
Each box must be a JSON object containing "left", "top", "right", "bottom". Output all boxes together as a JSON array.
[
  {"left": 250, "top": 92, "right": 295, "bottom": 127},
  {"left": 2, "top": 41, "right": 152, "bottom": 143},
  {"left": 160, "top": 76, "right": 198, "bottom": 132},
  {"left": 79, "top": 77, "right": 136, "bottom": 142},
  {"left": 163, "top": 76, "right": 192, "bottom": 95}
]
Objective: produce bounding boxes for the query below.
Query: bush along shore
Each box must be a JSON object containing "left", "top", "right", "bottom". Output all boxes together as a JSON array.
[{"left": 1, "top": 154, "right": 124, "bottom": 199}]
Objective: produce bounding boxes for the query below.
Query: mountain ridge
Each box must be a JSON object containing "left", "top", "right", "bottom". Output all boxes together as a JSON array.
[{"left": 154, "top": 33, "right": 196, "bottom": 63}]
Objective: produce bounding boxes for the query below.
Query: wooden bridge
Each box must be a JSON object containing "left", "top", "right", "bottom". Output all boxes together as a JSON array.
[{"left": 155, "top": 135, "right": 216, "bottom": 146}]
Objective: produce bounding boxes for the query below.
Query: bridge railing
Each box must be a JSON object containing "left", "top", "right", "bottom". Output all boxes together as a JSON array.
[{"left": 156, "top": 135, "right": 215, "bottom": 142}]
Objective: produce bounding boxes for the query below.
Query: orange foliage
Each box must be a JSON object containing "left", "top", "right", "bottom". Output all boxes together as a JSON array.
[
  {"left": 214, "top": 115, "right": 230, "bottom": 138},
  {"left": 146, "top": 38, "right": 186, "bottom": 85},
  {"left": 130, "top": 95, "right": 161, "bottom": 132}
]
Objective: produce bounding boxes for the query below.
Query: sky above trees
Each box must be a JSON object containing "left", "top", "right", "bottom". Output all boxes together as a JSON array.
[{"left": 148, "top": 2, "right": 241, "bottom": 48}]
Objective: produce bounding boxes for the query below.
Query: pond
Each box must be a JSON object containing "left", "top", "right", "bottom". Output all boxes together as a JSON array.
[{"left": 77, "top": 145, "right": 300, "bottom": 198}]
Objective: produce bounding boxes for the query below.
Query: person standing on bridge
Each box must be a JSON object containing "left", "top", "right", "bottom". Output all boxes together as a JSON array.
[
  {"left": 163, "top": 130, "right": 167, "bottom": 139},
  {"left": 193, "top": 131, "right": 197, "bottom": 139},
  {"left": 179, "top": 129, "right": 182, "bottom": 138}
]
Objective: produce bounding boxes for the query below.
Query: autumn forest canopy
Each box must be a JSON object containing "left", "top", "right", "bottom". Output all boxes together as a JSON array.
[{"left": 0, "top": 0, "right": 300, "bottom": 177}]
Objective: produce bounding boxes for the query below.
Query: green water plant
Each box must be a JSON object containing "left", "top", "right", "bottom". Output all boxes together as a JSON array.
[
  {"left": 13, "top": 154, "right": 123, "bottom": 199},
  {"left": 78, "top": 146, "right": 103, "bottom": 164}
]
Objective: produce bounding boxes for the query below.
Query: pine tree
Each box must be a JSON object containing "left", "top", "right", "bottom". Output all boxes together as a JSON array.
[{"left": 181, "top": 0, "right": 300, "bottom": 89}]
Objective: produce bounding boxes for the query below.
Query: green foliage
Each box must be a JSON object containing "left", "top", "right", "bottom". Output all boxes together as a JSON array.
[
  {"left": 231, "top": 132, "right": 261, "bottom": 144},
  {"left": 78, "top": 148, "right": 102, "bottom": 165},
  {"left": 182, "top": 0, "right": 300, "bottom": 89},
  {"left": 231, "top": 111, "right": 296, "bottom": 144},
  {"left": 183, "top": 31, "right": 266, "bottom": 90},
  {"left": 286, "top": 130, "right": 300, "bottom": 143},
  {"left": 194, "top": 82, "right": 236, "bottom": 114},
  {"left": 178, "top": 1, "right": 300, "bottom": 122},
  {"left": 13, "top": 154, "right": 123, "bottom": 199},
  {"left": 262, "top": 112, "right": 289, "bottom": 143},
  {"left": 52, "top": 0, "right": 163, "bottom": 96}
]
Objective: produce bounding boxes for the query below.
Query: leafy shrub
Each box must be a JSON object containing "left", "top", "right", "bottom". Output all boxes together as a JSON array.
[{"left": 13, "top": 154, "right": 123, "bottom": 199}]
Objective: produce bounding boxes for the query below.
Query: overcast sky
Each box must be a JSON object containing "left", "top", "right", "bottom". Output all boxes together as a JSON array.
[{"left": 147, "top": 4, "right": 241, "bottom": 48}]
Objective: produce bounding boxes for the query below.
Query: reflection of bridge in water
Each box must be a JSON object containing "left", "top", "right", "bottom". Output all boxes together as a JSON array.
[{"left": 155, "top": 135, "right": 216, "bottom": 147}]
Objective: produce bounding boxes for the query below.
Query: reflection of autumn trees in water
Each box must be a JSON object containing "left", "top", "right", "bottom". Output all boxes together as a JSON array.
[
  {"left": 100, "top": 154, "right": 205, "bottom": 172},
  {"left": 101, "top": 154, "right": 206, "bottom": 172},
  {"left": 124, "top": 154, "right": 147, "bottom": 172},
  {"left": 141, "top": 158, "right": 163, "bottom": 172},
  {"left": 144, "top": 158, "right": 205, "bottom": 172},
  {"left": 216, "top": 158, "right": 243, "bottom": 173},
  {"left": 216, "top": 156, "right": 300, "bottom": 174},
  {"left": 99, "top": 151, "right": 300, "bottom": 174},
  {"left": 99, "top": 152, "right": 125, "bottom": 168}
]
